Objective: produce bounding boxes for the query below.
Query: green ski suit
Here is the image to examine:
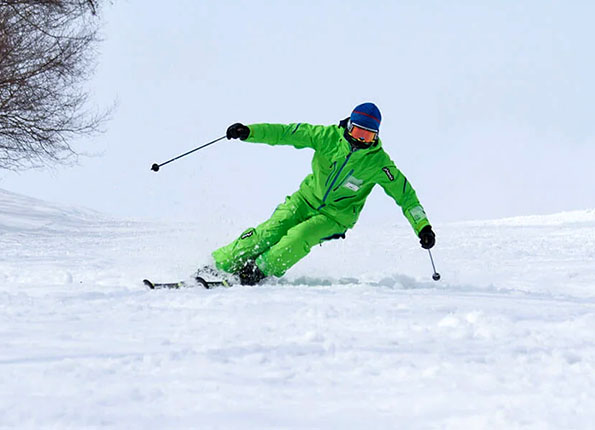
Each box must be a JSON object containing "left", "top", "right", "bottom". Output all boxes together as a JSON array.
[{"left": 212, "top": 122, "right": 431, "bottom": 278}]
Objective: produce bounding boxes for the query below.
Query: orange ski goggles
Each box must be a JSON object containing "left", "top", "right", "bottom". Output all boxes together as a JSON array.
[{"left": 348, "top": 122, "right": 378, "bottom": 143}]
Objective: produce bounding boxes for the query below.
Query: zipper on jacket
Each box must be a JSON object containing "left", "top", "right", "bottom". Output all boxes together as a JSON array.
[
  {"left": 318, "top": 150, "right": 354, "bottom": 209},
  {"left": 325, "top": 161, "right": 337, "bottom": 187}
]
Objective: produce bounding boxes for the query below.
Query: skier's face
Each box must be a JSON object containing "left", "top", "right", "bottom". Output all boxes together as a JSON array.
[{"left": 348, "top": 122, "right": 378, "bottom": 144}]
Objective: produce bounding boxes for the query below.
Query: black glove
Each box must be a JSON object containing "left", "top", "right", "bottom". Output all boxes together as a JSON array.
[
  {"left": 226, "top": 123, "right": 250, "bottom": 140},
  {"left": 418, "top": 225, "right": 436, "bottom": 249}
]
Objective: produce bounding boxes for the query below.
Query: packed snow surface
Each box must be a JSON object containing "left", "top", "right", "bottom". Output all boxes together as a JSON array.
[{"left": 1, "top": 188, "right": 594, "bottom": 428}]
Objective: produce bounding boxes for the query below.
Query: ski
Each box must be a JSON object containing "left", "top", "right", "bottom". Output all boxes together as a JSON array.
[{"left": 143, "top": 276, "right": 231, "bottom": 290}]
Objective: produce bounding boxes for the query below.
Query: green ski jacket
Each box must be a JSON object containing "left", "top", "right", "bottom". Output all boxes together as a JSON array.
[{"left": 246, "top": 123, "right": 431, "bottom": 235}]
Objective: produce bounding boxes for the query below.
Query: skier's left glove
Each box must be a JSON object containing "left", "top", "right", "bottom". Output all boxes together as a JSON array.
[
  {"left": 418, "top": 225, "right": 436, "bottom": 249},
  {"left": 226, "top": 123, "right": 250, "bottom": 140}
]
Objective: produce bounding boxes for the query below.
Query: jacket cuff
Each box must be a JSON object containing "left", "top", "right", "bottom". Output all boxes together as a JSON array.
[
  {"left": 405, "top": 205, "right": 430, "bottom": 235},
  {"left": 245, "top": 124, "right": 261, "bottom": 142}
]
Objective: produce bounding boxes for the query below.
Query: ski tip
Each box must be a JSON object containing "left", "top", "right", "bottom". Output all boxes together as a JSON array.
[{"left": 143, "top": 279, "right": 155, "bottom": 289}]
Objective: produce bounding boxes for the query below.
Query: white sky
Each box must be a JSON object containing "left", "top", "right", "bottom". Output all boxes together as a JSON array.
[{"left": 1, "top": 0, "right": 594, "bottom": 227}]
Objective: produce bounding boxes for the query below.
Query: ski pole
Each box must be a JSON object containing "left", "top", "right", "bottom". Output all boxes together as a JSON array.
[
  {"left": 150, "top": 135, "right": 226, "bottom": 172},
  {"left": 428, "top": 249, "right": 441, "bottom": 281}
]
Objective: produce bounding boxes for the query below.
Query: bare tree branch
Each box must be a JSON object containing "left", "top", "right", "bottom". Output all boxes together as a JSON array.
[{"left": 0, "top": 0, "right": 108, "bottom": 170}]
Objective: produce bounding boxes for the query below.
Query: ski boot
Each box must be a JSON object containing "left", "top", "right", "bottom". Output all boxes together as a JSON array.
[
  {"left": 237, "top": 260, "right": 266, "bottom": 286},
  {"left": 196, "top": 264, "right": 236, "bottom": 285}
]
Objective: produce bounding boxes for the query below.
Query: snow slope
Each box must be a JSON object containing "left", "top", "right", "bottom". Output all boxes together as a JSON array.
[{"left": 1, "top": 188, "right": 594, "bottom": 429}]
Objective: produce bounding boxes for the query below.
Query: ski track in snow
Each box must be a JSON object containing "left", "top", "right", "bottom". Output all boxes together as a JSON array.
[{"left": 1, "top": 188, "right": 594, "bottom": 429}]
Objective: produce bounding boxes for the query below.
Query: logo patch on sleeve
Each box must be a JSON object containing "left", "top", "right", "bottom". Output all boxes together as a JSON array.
[
  {"left": 409, "top": 206, "right": 427, "bottom": 222},
  {"left": 382, "top": 167, "right": 395, "bottom": 181},
  {"left": 241, "top": 229, "right": 255, "bottom": 240}
]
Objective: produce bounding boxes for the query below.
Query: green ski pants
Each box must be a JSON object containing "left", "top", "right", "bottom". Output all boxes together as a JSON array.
[{"left": 212, "top": 191, "right": 346, "bottom": 277}]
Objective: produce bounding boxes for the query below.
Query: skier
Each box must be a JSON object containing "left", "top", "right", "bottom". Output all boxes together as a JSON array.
[{"left": 210, "top": 102, "right": 436, "bottom": 285}]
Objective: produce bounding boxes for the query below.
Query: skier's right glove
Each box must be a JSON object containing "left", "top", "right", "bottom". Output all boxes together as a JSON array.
[
  {"left": 418, "top": 225, "right": 436, "bottom": 249},
  {"left": 226, "top": 123, "right": 250, "bottom": 140}
]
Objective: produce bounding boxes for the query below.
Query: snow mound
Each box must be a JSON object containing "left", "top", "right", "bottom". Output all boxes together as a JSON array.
[
  {"left": 461, "top": 208, "right": 595, "bottom": 227},
  {"left": 0, "top": 188, "right": 106, "bottom": 232}
]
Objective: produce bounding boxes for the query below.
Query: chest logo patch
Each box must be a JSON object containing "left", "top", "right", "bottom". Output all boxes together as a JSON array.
[{"left": 343, "top": 176, "right": 363, "bottom": 192}]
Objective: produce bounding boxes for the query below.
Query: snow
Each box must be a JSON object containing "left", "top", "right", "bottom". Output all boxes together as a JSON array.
[{"left": 1, "top": 188, "right": 594, "bottom": 428}]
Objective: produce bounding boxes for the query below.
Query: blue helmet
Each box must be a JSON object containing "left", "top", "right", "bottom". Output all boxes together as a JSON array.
[{"left": 350, "top": 102, "right": 381, "bottom": 132}]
